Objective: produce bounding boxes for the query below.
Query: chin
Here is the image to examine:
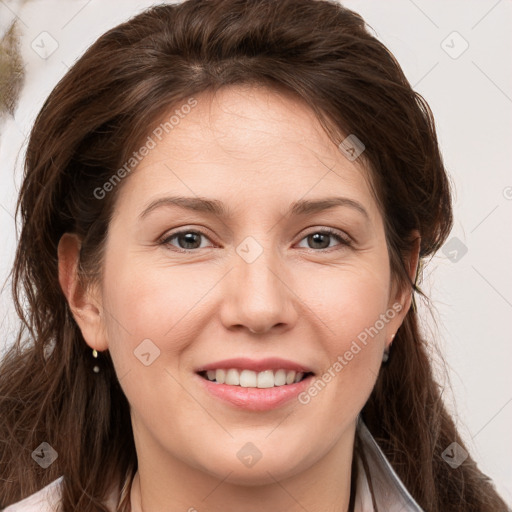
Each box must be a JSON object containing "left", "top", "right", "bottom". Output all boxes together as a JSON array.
[
  {"left": 193, "top": 447, "right": 309, "bottom": 487},
  {"left": 205, "top": 463, "right": 300, "bottom": 487}
]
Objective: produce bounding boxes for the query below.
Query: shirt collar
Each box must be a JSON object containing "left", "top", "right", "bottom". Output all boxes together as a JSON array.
[{"left": 354, "top": 418, "right": 425, "bottom": 512}]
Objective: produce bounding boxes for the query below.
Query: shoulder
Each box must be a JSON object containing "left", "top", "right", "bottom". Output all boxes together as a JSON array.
[{"left": 2, "top": 476, "right": 63, "bottom": 512}]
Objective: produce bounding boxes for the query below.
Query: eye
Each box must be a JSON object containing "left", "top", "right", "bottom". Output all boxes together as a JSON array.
[
  {"left": 296, "top": 228, "right": 352, "bottom": 251},
  {"left": 160, "top": 230, "right": 214, "bottom": 251}
]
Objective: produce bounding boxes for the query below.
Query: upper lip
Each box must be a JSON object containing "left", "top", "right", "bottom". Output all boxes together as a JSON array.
[{"left": 196, "top": 357, "right": 315, "bottom": 374}]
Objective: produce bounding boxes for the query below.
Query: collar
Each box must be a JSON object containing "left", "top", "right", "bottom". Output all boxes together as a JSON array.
[{"left": 353, "top": 418, "right": 424, "bottom": 511}]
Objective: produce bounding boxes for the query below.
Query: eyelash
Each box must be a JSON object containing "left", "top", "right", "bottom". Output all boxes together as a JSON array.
[{"left": 158, "top": 227, "right": 352, "bottom": 253}]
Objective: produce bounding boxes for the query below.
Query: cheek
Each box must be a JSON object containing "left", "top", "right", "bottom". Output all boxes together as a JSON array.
[
  {"left": 99, "top": 258, "right": 205, "bottom": 421},
  {"left": 302, "top": 258, "right": 391, "bottom": 345},
  {"left": 102, "top": 255, "right": 206, "bottom": 350},
  {"left": 296, "top": 261, "right": 391, "bottom": 412}
]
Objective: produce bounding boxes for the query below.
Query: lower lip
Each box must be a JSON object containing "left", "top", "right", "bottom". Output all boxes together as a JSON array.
[{"left": 196, "top": 373, "right": 315, "bottom": 411}]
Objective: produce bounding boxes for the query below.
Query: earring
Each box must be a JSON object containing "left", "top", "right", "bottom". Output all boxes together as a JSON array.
[
  {"left": 92, "top": 349, "right": 100, "bottom": 373},
  {"left": 382, "top": 334, "right": 395, "bottom": 363}
]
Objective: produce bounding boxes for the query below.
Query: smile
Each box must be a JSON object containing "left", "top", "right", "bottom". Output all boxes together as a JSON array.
[{"left": 198, "top": 368, "right": 314, "bottom": 388}]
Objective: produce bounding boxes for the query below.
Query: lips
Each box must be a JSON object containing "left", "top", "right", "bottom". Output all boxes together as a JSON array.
[
  {"left": 196, "top": 370, "right": 316, "bottom": 411},
  {"left": 195, "top": 357, "right": 315, "bottom": 374}
]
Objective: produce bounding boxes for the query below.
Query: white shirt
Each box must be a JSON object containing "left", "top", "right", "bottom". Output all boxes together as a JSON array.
[{"left": 2, "top": 420, "right": 423, "bottom": 512}]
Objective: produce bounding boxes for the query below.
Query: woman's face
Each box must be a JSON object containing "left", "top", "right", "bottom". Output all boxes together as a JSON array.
[{"left": 71, "top": 85, "right": 413, "bottom": 486}]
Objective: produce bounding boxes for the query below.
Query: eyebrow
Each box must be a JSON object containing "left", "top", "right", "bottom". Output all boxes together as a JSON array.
[{"left": 138, "top": 195, "right": 370, "bottom": 221}]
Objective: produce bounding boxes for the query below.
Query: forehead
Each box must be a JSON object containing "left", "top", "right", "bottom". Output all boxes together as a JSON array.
[{"left": 115, "top": 84, "right": 380, "bottom": 223}]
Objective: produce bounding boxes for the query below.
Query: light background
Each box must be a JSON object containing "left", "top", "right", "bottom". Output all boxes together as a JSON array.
[{"left": 0, "top": 0, "right": 511, "bottom": 505}]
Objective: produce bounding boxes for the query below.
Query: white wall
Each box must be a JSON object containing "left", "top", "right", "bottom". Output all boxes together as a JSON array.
[{"left": 1, "top": 0, "right": 511, "bottom": 505}]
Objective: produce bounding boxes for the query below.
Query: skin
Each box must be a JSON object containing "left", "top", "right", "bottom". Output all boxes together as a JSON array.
[{"left": 58, "top": 84, "right": 419, "bottom": 512}]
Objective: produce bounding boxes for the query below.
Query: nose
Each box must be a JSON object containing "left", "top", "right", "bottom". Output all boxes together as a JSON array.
[{"left": 220, "top": 244, "right": 299, "bottom": 335}]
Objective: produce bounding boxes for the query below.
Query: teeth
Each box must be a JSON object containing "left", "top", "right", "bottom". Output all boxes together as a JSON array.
[
  {"left": 225, "top": 369, "right": 240, "bottom": 386},
  {"left": 240, "top": 369, "right": 257, "bottom": 387},
  {"left": 257, "top": 370, "right": 274, "bottom": 388},
  {"left": 205, "top": 369, "right": 309, "bottom": 388},
  {"left": 274, "top": 369, "right": 287, "bottom": 386}
]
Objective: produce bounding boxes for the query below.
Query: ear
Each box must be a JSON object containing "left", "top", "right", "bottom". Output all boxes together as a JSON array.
[
  {"left": 385, "top": 230, "right": 421, "bottom": 346},
  {"left": 57, "top": 233, "right": 109, "bottom": 352}
]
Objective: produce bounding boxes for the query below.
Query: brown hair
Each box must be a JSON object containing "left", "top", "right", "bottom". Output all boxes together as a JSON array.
[{"left": 0, "top": 1, "right": 509, "bottom": 511}]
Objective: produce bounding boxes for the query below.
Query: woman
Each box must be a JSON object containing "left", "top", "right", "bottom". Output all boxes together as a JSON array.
[{"left": 0, "top": 0, "right": 509, "bottom": 511}]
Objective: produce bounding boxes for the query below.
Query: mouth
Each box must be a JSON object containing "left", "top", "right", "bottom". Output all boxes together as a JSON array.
[
  {"left": 195, "top": 368, "right": 316, "bottom": 411},
  {"left": 197, "top": 368, "right": 315, "bottom": 388},
  {"left": 194, "top": 357, "right": 316, "bottom": 410}
]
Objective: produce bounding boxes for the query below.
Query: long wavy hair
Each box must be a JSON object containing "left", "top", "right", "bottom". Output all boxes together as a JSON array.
[{"left": 0, "top": 1, "right": 509, "bottom": 511}]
